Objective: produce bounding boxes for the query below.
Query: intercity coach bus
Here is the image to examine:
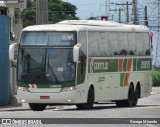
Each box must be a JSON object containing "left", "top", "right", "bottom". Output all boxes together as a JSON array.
[{"left": 9, "top": 20, "right": 152, "bottom": 111}]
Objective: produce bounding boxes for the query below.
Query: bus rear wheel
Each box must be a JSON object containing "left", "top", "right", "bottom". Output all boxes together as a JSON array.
[
  {"left": 29, "top": 103, "right": 46, "bottom": 111},
  {"left": 76, "top": 87, "right": 94, "bottom": 110},
  {"left": 125, "top": 85, "right": 134, "bottom": 106},
  {"left": 133, "top": 86, "right": 140, "bottom": 106},
  {"left": 116, "top": 85, "right": 134, "bottom": 107}
]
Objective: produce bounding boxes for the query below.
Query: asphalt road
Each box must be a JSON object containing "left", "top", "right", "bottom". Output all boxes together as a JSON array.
[{"left": 0, "top": 87, "right": 160, "bottom": 127}]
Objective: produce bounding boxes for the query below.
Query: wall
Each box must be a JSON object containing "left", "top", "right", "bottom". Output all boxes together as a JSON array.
[{"left": 0, "top": 15, "right": 10, "bottom": 105}]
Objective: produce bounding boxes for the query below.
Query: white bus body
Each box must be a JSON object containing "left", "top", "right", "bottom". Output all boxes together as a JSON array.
[{"left": 10, "top": 20, "right": 152, "bottom": 111}]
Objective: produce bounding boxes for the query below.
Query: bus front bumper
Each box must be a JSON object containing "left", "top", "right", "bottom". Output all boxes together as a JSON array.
[{"left": 17, "top": 90, "right": 84, "bottom": 104}]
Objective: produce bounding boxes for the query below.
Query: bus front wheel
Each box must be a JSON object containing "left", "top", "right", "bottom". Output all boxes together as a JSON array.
[
  {"left": 76, "top": 87, "right": 94, "bottom": 110},
  {"left": 29, "top": 103, "right": 46, "bottom": 111}
]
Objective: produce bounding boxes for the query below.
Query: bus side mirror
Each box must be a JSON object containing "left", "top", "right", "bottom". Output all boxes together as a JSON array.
[
  {"left": 73, "top": 43, "right": 81, "bottom": 63},
  {"left": 9, "top": 43, "right": 19, "bottom": 64}
]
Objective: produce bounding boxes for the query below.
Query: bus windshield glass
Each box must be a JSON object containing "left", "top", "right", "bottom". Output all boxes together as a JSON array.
[
  {"left": 17, "top": 48, "right": 75, "bottom": 84},
  {"left": 20, "top": 31, "right": 76, "bottom": 46}
]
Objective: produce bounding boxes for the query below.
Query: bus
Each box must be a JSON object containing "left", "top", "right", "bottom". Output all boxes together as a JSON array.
[{"left": 9, "top": 20, "right": 152, "bottom": 111}]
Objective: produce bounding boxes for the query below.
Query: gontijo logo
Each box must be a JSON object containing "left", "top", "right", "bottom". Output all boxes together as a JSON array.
[{"left": 94, "top": 62, "right": 109, "bottom": 70}]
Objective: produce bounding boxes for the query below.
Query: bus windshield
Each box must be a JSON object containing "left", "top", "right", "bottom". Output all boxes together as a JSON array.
[
  {"left": 20, "top": 31, "right": 76, "bottom": 46},
  {"left": 17, "top": 48, "right": 75, "bottom": 84}
]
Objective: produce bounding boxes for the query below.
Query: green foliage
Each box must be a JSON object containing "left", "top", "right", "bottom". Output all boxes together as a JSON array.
[
  {"left": 22, "top": 0, "right": 36, "bottom": 27},
  {"left": 48, "top": 0, "right": 79, "bottom": 23},
  {"left": 152, "top": 71, "right": 160, "bottom": 87},
  {"left": 22, "top": 0, "right": 79, "bottom": 27},
  {"left": 87, "top": 16, "right": 99, "bottom": 20}
]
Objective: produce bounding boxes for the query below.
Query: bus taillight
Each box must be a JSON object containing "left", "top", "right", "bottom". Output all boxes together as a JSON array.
[
  {"left": 101, "top": 16, "right": 108, "bottom": 21},
  {"left": 149, "top": 32, "right": 153, "bottom": 37},
  {"left": 149, "top": 32, "right": 153, "bottom": 48}
]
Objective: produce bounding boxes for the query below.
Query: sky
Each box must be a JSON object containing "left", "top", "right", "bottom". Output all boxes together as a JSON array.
[
  {"left": 62, "top": 0, "right": 149, "bottom": 20},
  {"left": 63, "top": 0, "right": 111, "bottom": 19}
]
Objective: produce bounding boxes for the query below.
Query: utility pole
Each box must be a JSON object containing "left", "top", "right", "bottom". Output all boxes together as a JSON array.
[
  {"left": 115, "top": 1, "right": 132, "bottom": 23},
  {"left": 144, "top": 6, "right": 148, "bottom": 27},
  {"left": 132, "top": 0, "right": 138, "bottom": 24},
  {"left": 126, "top": 1, "right": 129, "bottom": 23},
  {"left": 105, "top": 0, "right": 110, "bottom": 20},
  {"left": 119, "top": 8, "right": 121, "bottom": 23},
  {"left": 109, "top": 8, "right": 124, "bottom": 23},
  {"left": 36, "top": 0, "right": 48, "bottom": 25}
]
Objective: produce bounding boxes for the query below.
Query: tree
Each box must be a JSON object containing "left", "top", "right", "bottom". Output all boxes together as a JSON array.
[
  {"left": 22, "top": 0, "right": 79, "bottom": 27},
  {"left": 22, "top": 0, "right": 36, "bottom": 27},
  {"left": 87, "top": 16, "right": 99, "bottom": 20},
  {"left": 48, "top": 0, "right": 79, "bottom": 23}
]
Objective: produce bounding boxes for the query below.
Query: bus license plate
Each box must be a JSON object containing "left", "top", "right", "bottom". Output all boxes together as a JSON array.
[{"left": 40, "top": 96, "right": 50, "bottom": 99}]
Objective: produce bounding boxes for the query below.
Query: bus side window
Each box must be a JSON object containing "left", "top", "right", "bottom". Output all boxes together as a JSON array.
[
  {"left": 108, "top": 32, "right": 118, "bottom": 56},
  {"left": 129, "top": 50, "right": 134, "bottom": 55},
  {"left": 142, "top": 33, "right": 150, "bottom": 56},
  {"left": 128, "top": 33, "right": 136, "bottom": 56},
  {"left": 145, "top": 49, "right": 150, "bottom": 55},
  {"left": 136, "top": 33, "right": 144, "bottom": 55},
  {"left": 98, "top": 32, "right": 109, "bottom": 56},
  {"left": 120, "top": 49, "right": 127, "bottom": 55},
  {"left": 88, "top": 32, "right": 99, "bottom": 56},
  {"left": 78, "top": 32, "right": 87, "bottom": 56},
  {"left": 118, "top": 32, "right": 128, "bottom": 55}
]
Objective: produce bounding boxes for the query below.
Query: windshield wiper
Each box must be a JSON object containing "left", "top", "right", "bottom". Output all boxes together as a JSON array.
[
  {"left": 47, "top": 63, "right": 61, "bottom": 84},
  {"left": 47, "top": 55, "right": 61, "bottom": 84}
]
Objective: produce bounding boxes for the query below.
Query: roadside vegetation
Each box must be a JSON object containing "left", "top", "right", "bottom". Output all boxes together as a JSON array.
[{"left": 152, "top": 71, "right": 160, "bottom": 87}]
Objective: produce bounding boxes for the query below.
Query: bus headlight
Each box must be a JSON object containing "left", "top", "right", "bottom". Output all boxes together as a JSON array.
[
  {"left": 18, "top": 87, "right": 29, "bottom": 92},
  {"left": 61, "top": 86, "right": 76, "bottom": 92}
]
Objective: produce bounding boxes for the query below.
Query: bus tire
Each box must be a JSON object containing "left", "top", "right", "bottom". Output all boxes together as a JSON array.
[
  {"left": 76, "top": 87, "right": 94, "bottom": 110},
  {"left": 29, "top": 103, "right": 46, "bottom": 111},
  {"left": 133, "top": 86, "right": 139, "bottom": 106},
  {"left": 124, "top": 85, "right": 134, "bottom": 107},
  {"left": 116, "top": 101, "right": 124, "bottom": 107}
]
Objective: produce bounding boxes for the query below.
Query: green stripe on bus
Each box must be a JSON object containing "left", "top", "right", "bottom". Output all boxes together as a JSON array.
[
  {"left": 109, "top": 59, "right": 118, "bottom": 72},
  {"left": 133, "top": 58, "right": 152, "bottom": 71},
  {"left": 120, "top": 73, "right": 125, "bottom": 87},
  {"left": 133, "top": 58, "right": 137, "bottom": 71},
  {"left": 88, "top": 58, "right": 151, "bottom": 73},
  {"left": 17, "top": 81, "right": 29, "bottom": 88},
  {"left": 17, "top": 81, "right": 75, "bottom": 88},
  {"left": 136, "top": 58, "right": 152, "bottom": 71},
  {"left": 123, "top": 59, "right": 127, "bottom": 72}
]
